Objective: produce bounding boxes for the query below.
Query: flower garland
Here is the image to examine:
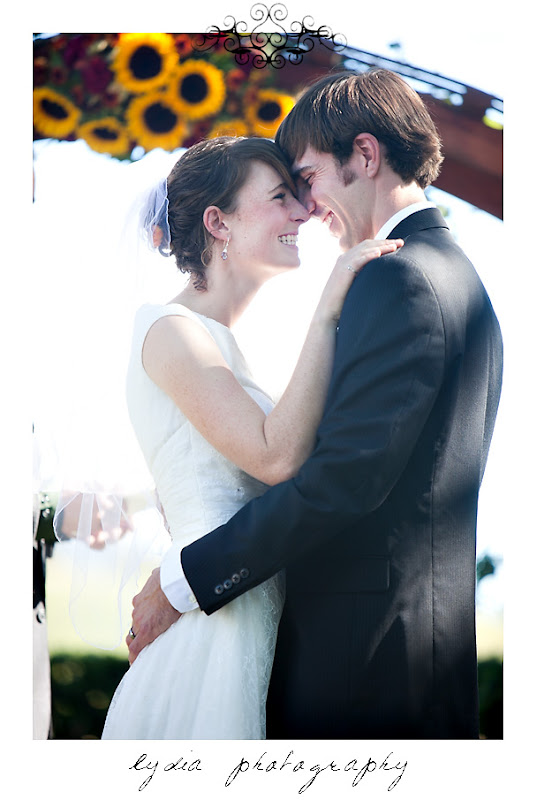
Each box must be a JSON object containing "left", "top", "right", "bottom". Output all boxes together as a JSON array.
[{"left": 33, "top": 32, "right": 341, "bottom": 160}]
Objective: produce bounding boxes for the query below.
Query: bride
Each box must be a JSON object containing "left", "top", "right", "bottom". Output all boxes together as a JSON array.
[{"left": 101, "top": 136, "right": 402, "bottom": 739}]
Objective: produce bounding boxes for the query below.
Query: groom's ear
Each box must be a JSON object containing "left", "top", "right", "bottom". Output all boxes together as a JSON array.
[
  {"left": 352, "top": 133, "right": 381, "bottom": 178},
  {"left": 203, "top": 206, "right": 230, "bottom": 241}
]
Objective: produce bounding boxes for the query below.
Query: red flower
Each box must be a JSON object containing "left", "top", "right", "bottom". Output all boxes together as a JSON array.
[
  {"left": 183, "top": 119, "right": 213, "bottom": 148},
  {"left": 63, "top": 35, "right": 87, "bottom": 68},
  {"left": 175, "top": 34, "right": 193, "bottom": 58},
  {"left": 102, "top": 90, "right": 121, "bottom": 108},
  {"left": 51, "top": 34, "right": 67, "bottom": 52},
  {"left": 51, "top": 66, "right": 68, "bottom": 85},
  {"left": 243, "top": 85, "right": 259, "bottom": 105},
  {"left": 226, "top": 68, "right": 247, "bottom": 91},
  {"left": 225, "top": 97, "right": 241, "bottom": 116},
  {"left": 33, "top": 56, "right": 49, "bottom": 87},
  {"left": 71, "top": 84, "right": 86, "bottom": 107},
  {"left": 81, "top": 57, "right": 114, "bottom": 94}
]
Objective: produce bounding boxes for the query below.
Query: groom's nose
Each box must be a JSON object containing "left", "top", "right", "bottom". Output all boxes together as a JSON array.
[{"left": 297, "top": 182, "right": 316, "bottom": 215}]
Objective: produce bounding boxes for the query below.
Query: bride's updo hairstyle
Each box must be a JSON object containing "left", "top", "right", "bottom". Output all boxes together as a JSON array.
[{"left": 166, "top": 136, "right": 296, "bottom": 290}]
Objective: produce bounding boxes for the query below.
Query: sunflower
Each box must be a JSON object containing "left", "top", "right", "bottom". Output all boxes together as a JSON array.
[
  {"left": 112, "top": 33, "right": 178, "bottom": 94},
  {"left": 168, "top": 60, "right": 226, "bottom": 121},
  {"left": 33, "top": 87, "right": 81, "bottom": 138},
  {"left": 126, "top": 91, "right": 187, "bottom": 152},
  {"left": 208, "top": 118, "right": 249, "bottom": 138},
  {"left": 245, "top": 89, "right": 295, "bottom": 138},
  {"left": 77, "top": 117, "right": 130, "bottom": 156}
]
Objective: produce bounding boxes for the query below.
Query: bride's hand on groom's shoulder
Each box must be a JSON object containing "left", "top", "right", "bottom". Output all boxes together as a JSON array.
[
  {"left": 127, "top": 568, "right": 181, "bottom": 664},
  {"left": 337, "top": 238, "right": 404, "bottom": 276},
  {"left": 317, "top": 238, "right": 404, "bottom": 324}
]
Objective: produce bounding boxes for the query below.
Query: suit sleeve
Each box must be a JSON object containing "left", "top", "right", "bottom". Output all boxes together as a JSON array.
[{"left": 181, "top": 253, "right": 446, "bottom": 613}]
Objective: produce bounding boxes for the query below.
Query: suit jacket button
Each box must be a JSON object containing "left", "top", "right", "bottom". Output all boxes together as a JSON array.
[
  {"left": 231, "top": 573, "right": 240, "bottom": 584},
  {"left": 223, "top": 579, "right": 233, "bottom": 590},
  {"left": 214, "top": 584, "right": 224, "bottom": 595},
  {"left": 239, "top": 568, "right": 249, "bottom": 579}
]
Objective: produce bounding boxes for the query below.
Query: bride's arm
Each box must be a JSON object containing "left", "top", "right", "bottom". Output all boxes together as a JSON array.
[{"left": 142, "top": 238, "right": 403, "bottom": 486}]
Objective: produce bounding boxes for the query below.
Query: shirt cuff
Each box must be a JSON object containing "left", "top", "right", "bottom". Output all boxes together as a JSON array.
[{"left": 160, "top": 542, "right": 199, "bottom": 612}]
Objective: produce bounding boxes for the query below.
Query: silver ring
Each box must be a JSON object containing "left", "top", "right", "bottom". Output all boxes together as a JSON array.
[
  {"left": 129, "top": 627, "right": 136, "bottom": 639},
  {"left": 347, "top": 265, "right": 357, "bottom": 273}
]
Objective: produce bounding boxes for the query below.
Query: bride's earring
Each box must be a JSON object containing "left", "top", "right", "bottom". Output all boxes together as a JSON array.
[{"left": 221, "top": 236, "right": 230, "bottom": 261}]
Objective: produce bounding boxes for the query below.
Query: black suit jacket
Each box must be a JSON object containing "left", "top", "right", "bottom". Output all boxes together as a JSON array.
[{"left": 181, "top": 208, "right": 503, "bottom": 739}]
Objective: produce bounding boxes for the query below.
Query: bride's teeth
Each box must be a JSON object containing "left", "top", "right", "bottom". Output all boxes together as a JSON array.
[{"left": 278, "top": 234, "right": 297, "bottom": 245}]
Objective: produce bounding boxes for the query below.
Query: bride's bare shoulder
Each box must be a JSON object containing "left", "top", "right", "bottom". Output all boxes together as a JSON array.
[{"left": 142, "top": 311, "right": 223, "bottom": 379}]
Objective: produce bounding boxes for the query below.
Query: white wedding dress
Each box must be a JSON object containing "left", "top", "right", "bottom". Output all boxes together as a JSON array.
[{"left": 102, "top": 303, "right": 284, "bottom": 739}]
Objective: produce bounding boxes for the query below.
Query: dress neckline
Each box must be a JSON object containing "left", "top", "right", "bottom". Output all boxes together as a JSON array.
[{"left": 165, "top": 302, "right": 232, "bottom": 332}]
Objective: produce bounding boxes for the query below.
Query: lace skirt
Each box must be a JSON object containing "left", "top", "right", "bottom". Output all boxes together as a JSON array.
[{"left": 101, "top": 574, "right": 284, "bottom": 740}]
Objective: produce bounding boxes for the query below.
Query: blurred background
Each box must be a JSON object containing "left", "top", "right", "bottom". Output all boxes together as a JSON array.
[{"left": 32, "top": 16, "right": 504, "bottom": 741}]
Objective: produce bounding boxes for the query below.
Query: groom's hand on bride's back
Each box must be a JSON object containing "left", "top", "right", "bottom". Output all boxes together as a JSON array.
[{"left": 126, "top": 568, "right": 181, "bottom": 664}]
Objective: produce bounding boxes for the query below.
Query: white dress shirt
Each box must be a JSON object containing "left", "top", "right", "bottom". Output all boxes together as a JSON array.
[
  {"left": 161, "top": 201, "right": 438, "bottom": 612},
  {"left": 160, "top": 540, "right": 199, "bottom": 611},
  {"left": 375, "top": 200, "right": 435, "bottom": 240}
]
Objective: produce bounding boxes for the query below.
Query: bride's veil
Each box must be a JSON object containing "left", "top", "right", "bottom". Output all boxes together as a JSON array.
[{"left": 33, "top": 139, "right": 186, "bottom": 648}]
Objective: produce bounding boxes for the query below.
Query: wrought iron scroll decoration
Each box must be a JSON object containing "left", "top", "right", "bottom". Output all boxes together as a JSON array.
[{"left": 192, "top": 3, "right": 347, "bottom": 68}]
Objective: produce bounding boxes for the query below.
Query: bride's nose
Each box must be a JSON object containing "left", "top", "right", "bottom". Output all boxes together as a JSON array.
[{"left": 290, "top": 198, "right": 310, "bottom": 225}]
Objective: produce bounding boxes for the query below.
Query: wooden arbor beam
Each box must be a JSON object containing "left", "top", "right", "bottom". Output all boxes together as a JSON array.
[{"left": 423, "top": 90, "right": 503, "bottom": 219}]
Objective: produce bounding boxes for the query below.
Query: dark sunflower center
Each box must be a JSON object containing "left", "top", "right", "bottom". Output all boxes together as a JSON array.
[
  {"left": 41, "top": 97, "right": 69, "bottom": 120},
  {"left": 258, "top": 101, "right": 281, "bottom": 122},
  {"left": 129, "top": 46, "right": 163, "bottom": 80},
  {"left": 144, "top": 103, "right": 178, "bottom": 133},
  {"left": 180, "top": 74, "right": 208, "bottom": 104},
  {"left": 93, "top": 126, "right": 119, "bottom": 141}
]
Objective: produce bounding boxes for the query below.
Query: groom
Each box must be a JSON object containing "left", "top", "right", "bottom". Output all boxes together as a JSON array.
[{"left": 127, "top": 68, "right": 503, "bottom": 739}]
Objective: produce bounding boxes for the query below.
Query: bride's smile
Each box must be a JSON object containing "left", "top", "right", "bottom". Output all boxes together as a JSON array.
[{"left": 219, "top": 160, "right": 308, "bottom": 280}]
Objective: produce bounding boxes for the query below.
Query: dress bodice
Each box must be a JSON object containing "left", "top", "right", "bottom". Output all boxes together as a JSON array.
[{"left": 126, "top": 303, "right": 274, "bottom": 547}]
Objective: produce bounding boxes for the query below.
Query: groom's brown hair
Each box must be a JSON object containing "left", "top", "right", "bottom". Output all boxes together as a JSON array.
[{"left": 276, "top": 68, "right": 443, "bottom": 189}]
